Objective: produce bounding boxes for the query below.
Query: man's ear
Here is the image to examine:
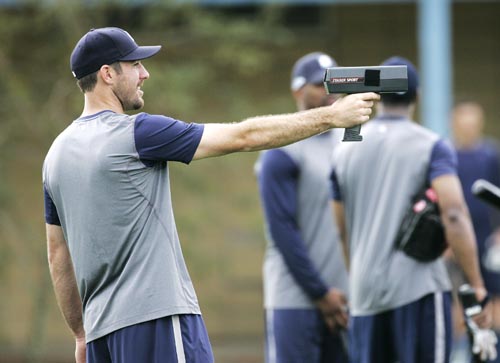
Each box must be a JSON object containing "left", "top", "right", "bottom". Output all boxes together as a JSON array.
[{"left": 98, "top": 65, "right": 115, "bottom": 85}]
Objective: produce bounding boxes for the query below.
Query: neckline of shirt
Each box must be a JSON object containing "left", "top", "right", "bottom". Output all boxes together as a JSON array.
[
  {"left": 374, "top": 114, "right": 409, "bottom": 122},
  {"left": 76, "top": 110, "right": 116, "bottom": 121}
]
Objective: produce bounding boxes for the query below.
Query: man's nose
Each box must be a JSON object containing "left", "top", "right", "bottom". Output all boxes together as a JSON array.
[{"left": 140, "top": 64, "right": 150, "bottom": 79}]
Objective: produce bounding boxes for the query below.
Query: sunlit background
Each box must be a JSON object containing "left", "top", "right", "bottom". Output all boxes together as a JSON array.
[{"left": 1, "top": 0, "right": 499, "bottom": 362}]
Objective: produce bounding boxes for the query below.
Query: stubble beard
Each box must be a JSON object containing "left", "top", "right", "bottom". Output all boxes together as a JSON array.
[
  {"left": 114, "top": 81, "right": 144, "bottom": 111},
  {"left": 121, "top": 91, "right": 144, "bottom": 111}
]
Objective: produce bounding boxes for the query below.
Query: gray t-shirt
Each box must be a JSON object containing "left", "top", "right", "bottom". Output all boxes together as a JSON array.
[
  {"left": 330, "top": 117, "right": 454, "bottom": 316},
  {"left": 256, "top": 131, "right": 348, "bottom": 309},
  {"left": 43, "top": 111, "right": 204, "bottom": 342}
]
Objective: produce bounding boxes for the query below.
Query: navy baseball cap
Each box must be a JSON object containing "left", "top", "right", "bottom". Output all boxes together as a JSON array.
[
  {"left": 381, "top": 56, "right": 419, "bottom": 103},
  {"left": 291, "top": 52, "right": 337, "bottom": 91},
  {"left": 70, "top": 27, "right": 161, "bottom": 80}
]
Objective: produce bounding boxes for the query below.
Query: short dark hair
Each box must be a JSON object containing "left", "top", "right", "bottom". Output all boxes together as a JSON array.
[
  {"left": 76, "top": 62, "right": 123, "bottom": 93},
  {"left": 76, "top": 71, "right": 97, "bottom": 93},
  {"left": 381, "top": 92, "right": 417, "bottom": 106}
]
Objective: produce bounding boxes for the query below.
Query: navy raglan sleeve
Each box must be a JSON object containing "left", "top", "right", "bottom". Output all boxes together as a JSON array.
[
  {"left": 428, "top": 139, "right": 458, "bottom": 183},
  {"left": 44, "top": 185, "right": 61, "bottom": 225},
  {"left": 257, "top": 149, "right": 329, "bottom": 300},
  {"left": 134, "top": 113, "right": 205, "bottom": 164}
]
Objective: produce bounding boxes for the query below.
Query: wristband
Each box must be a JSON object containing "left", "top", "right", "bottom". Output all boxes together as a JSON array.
[{"left": 481, "top": 293, "right": 491, "bottom": 309}]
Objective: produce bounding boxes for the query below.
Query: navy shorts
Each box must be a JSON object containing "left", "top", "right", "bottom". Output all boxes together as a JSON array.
[
  {"left": 265, "top": 308, "right": 349, "bottom": 363},
  {"left": 349, "top": 292, "right": 452, "bottom": 363},
  {"left": 87, "top": 314, "right": 214, "bottom": 363}
]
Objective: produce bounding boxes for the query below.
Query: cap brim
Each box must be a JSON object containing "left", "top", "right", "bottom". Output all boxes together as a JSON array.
[{"left": 120, "top": 45, "right": 162, "bottom": 61}]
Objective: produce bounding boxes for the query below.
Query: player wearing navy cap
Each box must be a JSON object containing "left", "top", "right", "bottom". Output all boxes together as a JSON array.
[
  {"left": 256, "top": 52, "right": 349, "bottom": 363},
  {"left": 43, "top": 28, "right": 379, "bottom": 363},
  {"left": 330, "top": 56, "right": 492, "bottom": 362}
]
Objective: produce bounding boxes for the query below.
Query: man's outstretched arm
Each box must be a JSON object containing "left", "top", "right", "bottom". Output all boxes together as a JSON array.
[
  {"left": 193, "top": 92, "right": 379, "bottom": 160},
  {"left": 46, "top": 224, "right": 86, "bottom": 363}
]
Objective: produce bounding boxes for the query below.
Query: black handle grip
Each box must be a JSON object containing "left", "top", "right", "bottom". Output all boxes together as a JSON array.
[
  {"left": 458, "top": 284, "right": 481, "bottom": 316},
  {"left": 342, "top": 125, "right": 363, "bottom": 142},
  {"left": 472, "top": 179, "right": 500, "bottom": 209}
]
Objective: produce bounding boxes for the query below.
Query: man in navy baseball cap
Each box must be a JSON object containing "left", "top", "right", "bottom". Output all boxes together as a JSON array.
[
  {"left": 380, "top": 56, "right": 419, "bottom": 105},
  {"left": 290, "top": 52, "right": 339, "bottom": 110},
  {"left": 256, "top": 51, "right": 350, "bottom": 363},
  {"left": 330, "top": 55, "right": 492, "bottom": 362},
  {"left": 45, "top": 25, "right": 379, "bottom": 362},
  {"left": 291, "top": 52, "right": 337, "bottom": 91},
  {"left": 70, "top": 27, "right": 161, "bottom": 80}
]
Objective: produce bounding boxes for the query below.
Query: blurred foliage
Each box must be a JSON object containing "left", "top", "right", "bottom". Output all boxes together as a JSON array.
[
  {"left": 0, "top": 1, "right": 293, "bottom": 278},
  {"left": 1, "top": 2, "right": 500, "bottom": 361},
  {"left": 0, "top": 2, "right": 294, "bottom": 144}
]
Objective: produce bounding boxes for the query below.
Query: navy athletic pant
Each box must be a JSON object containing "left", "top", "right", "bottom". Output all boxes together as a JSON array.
[
  {"left": 86, "top": 314, "right": 214, "bottom": 363},
  {"left": 349, "top": 292, "right": 452, "bottom": 363},
  {"left": 265, "top": 308, "right": 349, "bottom": 363}
]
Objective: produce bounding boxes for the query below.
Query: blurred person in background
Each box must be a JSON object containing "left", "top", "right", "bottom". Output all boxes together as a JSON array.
[
  {"left": 42, "top": 28, "right": 378, "bottom": 363},
  {"left": 448, "top": 101, "right": 500, "bottom": 363},
  {"left": 255, "top": 52, "right": 349, "bottom": 363},
  {"left": 330, "top": 56, "right": 492, "bottom": 362}
]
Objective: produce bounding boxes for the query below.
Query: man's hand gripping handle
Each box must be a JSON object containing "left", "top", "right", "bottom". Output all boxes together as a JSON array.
[{"left": 324, "top": 65, "right": 409, "bottom": 141}]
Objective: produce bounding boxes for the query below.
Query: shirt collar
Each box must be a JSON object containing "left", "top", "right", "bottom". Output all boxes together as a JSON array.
[
  {"left": 77, "top": 110, "right": 115, "bottom": 121},
  {"left": 374, "top": 114, "right": 409, "bottom": 122}
]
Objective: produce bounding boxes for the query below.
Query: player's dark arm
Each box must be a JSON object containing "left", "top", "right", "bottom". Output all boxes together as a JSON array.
[
  {"left": 46, "top": 224, "right": 86, "bottom": 362},
  {"left": 193, "top": 93, "right": 379, "bottom": 160},
  {"left": 433, "top": 175, "right": 492, "bottom": 329},
  {"left": 433, "top": 175, "right": 483, "bottom": 288},
  {"left": 429, "top": 140, "right": 490, "bottom": 327},
  {"left": 257, "top": 149, "right": 329, "bottom": 300}
]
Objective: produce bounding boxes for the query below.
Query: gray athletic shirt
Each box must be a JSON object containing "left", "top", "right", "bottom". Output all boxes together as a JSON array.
[
  {"left": 330, "top": 117, "right": 453, "bottom": 316},
  {"left": 43, "top": 111, "right": 204, "bottom": 342},
  {"left": 256, "top": 131, "right": 349, "bottom": 309}
]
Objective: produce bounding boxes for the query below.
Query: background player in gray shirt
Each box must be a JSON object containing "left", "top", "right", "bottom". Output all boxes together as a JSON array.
[
  {"left": 256, "top": 52, "right": 349, "bottom": 363},
  {"left": 330, "top": 56, "right": 491, "bottom": 362},
  {"left": 42, "top": 27, "right": 379, "bottom": 363}
]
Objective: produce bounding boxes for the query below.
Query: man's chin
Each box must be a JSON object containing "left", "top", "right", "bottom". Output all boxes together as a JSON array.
[{"left": 129, "top": 98, "right": 144, "bottom": 111}]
